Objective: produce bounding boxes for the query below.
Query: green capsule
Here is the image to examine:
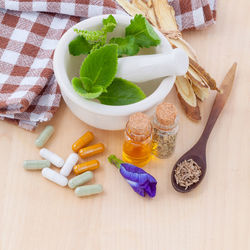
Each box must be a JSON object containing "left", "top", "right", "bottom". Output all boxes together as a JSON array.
[
  {"left": 23, "top": 160, "right": 50, "bottom": 170},
  {"left": 75, "top": 184, "right": 103, "bottom": 197},
  {"left": 68, "top": 171, "right": 93, "bottom": 189},
  {"left": 35, "top": 125, "right": 54, "bottom": 148}
]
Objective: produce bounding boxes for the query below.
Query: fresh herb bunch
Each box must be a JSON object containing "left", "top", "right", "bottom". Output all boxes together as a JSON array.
[{"left": 69, "top": 15, "right": 161, "bottom": 105}]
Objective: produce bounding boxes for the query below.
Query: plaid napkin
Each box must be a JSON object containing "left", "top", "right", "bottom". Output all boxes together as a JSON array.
[
  {"left": 0, "top": 0, "right": 216, "bottom": 130},
  {"left": 169, "top": 0, "right": 216, "bottom": 30}
]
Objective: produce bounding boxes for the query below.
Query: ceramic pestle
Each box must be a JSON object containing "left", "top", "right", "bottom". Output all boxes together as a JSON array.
[{"left": 116, "top": 48, "right": 189, "bottom": 83}]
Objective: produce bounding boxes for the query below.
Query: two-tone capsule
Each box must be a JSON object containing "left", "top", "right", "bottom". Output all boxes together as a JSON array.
[
  {"left": 40, "top": 148, "right": 64, "bottom": 168},
  {"left": 75, "top": 184, "right": 103, "bottom": 197},
  {"left": 23, "top": 160, "right": 50, "bottom": 170},
  {"left": 60, "top": 153, "right": 79, "bottom": 177},
  {"left": 73, "top": 160, "right": 100, "bottom": 175},
  {"left": 35, "top": 125, "right": 54, "bottom": 148},
  {"left": 72, "top": 131, "right": 94, "bottom": 153},
  {"left": 78, "top": 143, "right": 105, "bottom": 159},
  {"left": 42, "top": 168, "right": 68, "bottom": 187},
  {"left": 68, "top": 171, "right": 93, "bottom": 189}
]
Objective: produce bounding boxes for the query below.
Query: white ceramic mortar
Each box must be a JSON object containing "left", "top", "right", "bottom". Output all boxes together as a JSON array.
[{"left": 53, "top": 14, "right": 182, "bottom": 130}]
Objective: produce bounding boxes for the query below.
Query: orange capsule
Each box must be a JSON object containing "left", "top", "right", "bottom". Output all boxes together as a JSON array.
[
  {"left": 78, "top": 143, "right": 105, "bottom": 159},
  {"left": 72, "top": 131, "right": 94, "bottom": 153},
  {"left": 73, "top": 160, "right": 100, "bottom": 175}
]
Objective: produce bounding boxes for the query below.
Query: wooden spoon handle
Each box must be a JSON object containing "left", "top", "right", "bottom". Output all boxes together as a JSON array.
[{"left": 200, "top": 63, "right": 237, "bottom": 143}]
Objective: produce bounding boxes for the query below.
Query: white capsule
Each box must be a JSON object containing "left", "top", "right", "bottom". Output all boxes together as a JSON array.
[
  {"left": 40, "top": 148, "right": 64, "bottom": 168},
  {"left": 42, "top": 168, "right": 68, "bottom": 187},
  {"left": 60, "top": 153, "right": 79, "bottom": 177}
]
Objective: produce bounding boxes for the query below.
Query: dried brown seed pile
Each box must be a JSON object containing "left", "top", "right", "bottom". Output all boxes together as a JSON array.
[{"left": 174, "top": 159, "right": 202, "bottom": 190}]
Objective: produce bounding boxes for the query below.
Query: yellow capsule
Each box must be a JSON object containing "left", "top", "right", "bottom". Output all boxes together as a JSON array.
[
  {"left": 73, "top": 160, "right": 100, "bottom": 175},
  {"left": 78, "top": 143, "right": 105, "bottom": 159},
  {"left": 72, "top": 131, "right": 94, "bottom": 153}
]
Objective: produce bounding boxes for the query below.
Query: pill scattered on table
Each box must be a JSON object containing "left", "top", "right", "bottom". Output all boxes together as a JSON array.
[
  {"left": 72, "top": 131, "right": 94, "bottom": 153},
  {"left": 73, "top": 160, "right": 100, "bottom": 175},
  {"left": 40, "top": 148, "right": 64, "bottom": 168},
  {"left": 60, "top": 153, "right": 79, "bottom": 177},
  {"left": 23, "top": 160, "right": 50, "bottom": 170},
  {"left": 78, "top": 143, "right": 105, "bottom": 159},
  {"left": 24, "top": 130, "right": 104, "bottom": 198},
  {"left": 42, "top": 168, "right": 68, "bottom": 187},
  {"left": 75, "top": 184, "right": 103, "bottom": 197},
  {"left": 68, "top": 171, "right": 93, "bottom": 189},
  {"left": 35, "top": 125, "right": 54, "bottom": 148}
]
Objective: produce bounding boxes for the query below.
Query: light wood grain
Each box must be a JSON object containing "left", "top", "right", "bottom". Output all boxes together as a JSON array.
[{"left": 0, "top": 0, "right": 250, "bottom": 249}]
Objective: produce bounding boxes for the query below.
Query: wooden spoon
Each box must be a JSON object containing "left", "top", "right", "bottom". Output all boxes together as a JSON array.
[{"left": 171, "top": 62, "right": 237, "bottom": 193}]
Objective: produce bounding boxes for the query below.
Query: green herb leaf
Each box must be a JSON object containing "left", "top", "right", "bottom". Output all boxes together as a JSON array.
[
  {"left": 68, "top": 35, "right": 92, "bottom": 56},
  {"left": 80, "top": 44, "right": 118, "bottom": 89},
  {"left": 102, "top": 15, "right": 117, "bottom": 33},
  {"left": 98, "top": 77, "right": 146, "bottom": 105},
  {"left": 125, "top": 14, "right": 160, "bottom": 48},
  {"left": 74, "top": 29, "right": 106, "bottom": 44},
  {"left": 72, "top": 77, "right": 103, "bottom": 99},
  {"left": 109, "top": 36, "right": 139, "bottom": 57},
  {"left": 80, "top": 77, "right": 93, "bottom": 91}
]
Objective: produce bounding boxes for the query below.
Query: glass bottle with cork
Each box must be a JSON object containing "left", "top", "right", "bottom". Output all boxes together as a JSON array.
[
  {"left": 122, "top": 112, "right": 152, "bottom": 167},
  {"left": 152, "top": 102, "right": 179, "bottom": 158}
]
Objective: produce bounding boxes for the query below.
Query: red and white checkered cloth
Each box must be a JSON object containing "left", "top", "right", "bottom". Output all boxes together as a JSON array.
[
  {"left": 169, "top": 0, "right": 216, "bottom": 30},
  {"left": 0, "top": 0, "right": 216, "bottom": 130}
]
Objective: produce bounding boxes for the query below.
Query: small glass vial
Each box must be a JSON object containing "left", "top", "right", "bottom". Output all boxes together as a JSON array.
[
  {"left": 152, "top": 102, "right": 179, "bottom": 159},
  {"left": 122, "top": 112, "right": 152, "bottom": 167}
]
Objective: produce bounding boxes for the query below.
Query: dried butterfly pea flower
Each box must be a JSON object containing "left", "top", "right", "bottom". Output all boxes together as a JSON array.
[{"left": 108, "top": 154, "right": 157, "bottom": 197}]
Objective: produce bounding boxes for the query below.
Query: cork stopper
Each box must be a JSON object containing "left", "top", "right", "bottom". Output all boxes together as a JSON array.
[
  {"left": 127, "top": 112, "right": 151, "bottom": 138},
  {"left": 156, "top": 102, "right": 177, "bottom": 126}
]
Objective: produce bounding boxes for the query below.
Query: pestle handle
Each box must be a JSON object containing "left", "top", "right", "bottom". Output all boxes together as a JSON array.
[{"left": 116, "top": 48, "right": 189, "bottom": 83}]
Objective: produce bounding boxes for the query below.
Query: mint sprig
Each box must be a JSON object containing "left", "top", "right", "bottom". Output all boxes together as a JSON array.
[
  {"left": 72, "top": 77, "right": 104, "bottom": 99},
  {"left": 109, "top": 36, "right": 139, "bottom": 57},
  {"left": 125, "top": 14, "right": 160, "bottom": 48},
  {"left": 68, "top": 35, "right": 92, "bottom": 56},
  {"left": 72, "top": 44, "right": 118, "bottom": 99},
  {"left": 73, "top": 15, "right": 117, "bottom": 54}
]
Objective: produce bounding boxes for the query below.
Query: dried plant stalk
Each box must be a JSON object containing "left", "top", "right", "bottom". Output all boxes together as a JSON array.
[
  {"left": 170, "top": 39, "right": 198, "bottom": 61},
  {"left": 151, "top": 0, "right": 178, "bottom": 33},
  {"left": 175, "top": 76, "right": 201, "bottom": 121},
  {"left": 192, "top": 84, "right": 210, "bottom": 101},
  {"left": 189, "top": 58, "right": 220, "bottom": 92},
  {"left": 175, "top": 76, "right": 197, "bottom": 107},
  {"left": 187, "top": 67, "right": 208, "bottom": 88},
  {"left": 115, "top": 0, "right": 144, "bottom": 16},
  {"left": 147, "top": 0, "right": 152, "bottom": 8},
  {"left": 186, "top": 69, "right": 210, "bottom": 101},
  {"left": 133, "top": 0, "right": 158, "bottom": 26}
]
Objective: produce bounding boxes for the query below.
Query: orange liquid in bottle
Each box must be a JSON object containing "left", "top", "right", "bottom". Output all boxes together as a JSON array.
[
  {"left": 122, "top": 112, "right": 152, "bottom": 167},
  {"left": 122, "top": 135, "right": 152, "bottom": 167}
]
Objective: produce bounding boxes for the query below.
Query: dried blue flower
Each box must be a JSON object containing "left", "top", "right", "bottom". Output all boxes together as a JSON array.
[{"left": 108, "top": 155, "right": 157, "bottom": 197}]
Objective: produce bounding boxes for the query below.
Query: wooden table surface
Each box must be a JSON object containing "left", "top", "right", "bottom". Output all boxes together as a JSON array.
[{"left": 1, "top": 0, "right": 249, "bottom": 249}]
